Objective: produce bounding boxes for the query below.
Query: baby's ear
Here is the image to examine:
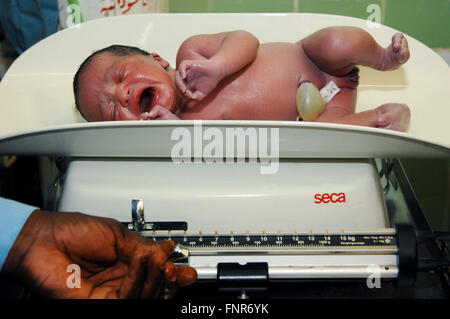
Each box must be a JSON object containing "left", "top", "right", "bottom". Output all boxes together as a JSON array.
[{"left": 151, "top": 53, "right": 170, "bottom": 69}]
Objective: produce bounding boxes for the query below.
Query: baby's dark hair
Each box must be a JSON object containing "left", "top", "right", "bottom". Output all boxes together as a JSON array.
[{"left": 73, "top": 44, "right": 151, "bottom": 119}]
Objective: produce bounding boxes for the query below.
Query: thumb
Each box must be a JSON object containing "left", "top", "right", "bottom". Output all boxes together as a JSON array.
[{"left": 152, "top": 240, "right": 175, "bottom": 259}]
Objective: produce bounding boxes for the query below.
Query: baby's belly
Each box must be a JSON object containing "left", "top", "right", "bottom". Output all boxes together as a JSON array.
[{"left": 181, "top": 42, "right": 327, "bottom": 121}]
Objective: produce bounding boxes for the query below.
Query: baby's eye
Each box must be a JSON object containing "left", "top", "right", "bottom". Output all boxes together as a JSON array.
[
  {"left": 118, "top": 70, "right": 124, "bottom": 82},
  {"left": 118, "top": 67, "right": 127, "bottom": 83}
]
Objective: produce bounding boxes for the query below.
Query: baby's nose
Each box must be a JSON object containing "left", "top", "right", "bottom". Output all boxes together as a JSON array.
[{"left": 118, "top": 87, "right": 132, "bottom": 107}]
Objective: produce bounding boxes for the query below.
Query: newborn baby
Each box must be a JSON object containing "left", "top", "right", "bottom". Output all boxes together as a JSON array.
[{"left": 74, "top": 27, "right": 411, "bottom": 131}]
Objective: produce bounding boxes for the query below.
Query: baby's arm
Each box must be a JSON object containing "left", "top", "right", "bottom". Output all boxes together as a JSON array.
[{"left": 176, "top": 31, "right": 260, "bottom": 101}]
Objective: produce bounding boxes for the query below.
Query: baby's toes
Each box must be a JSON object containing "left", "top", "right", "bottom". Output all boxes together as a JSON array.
[
  {"left": 391, "top": 33, "right": 404, "bottom": 53},
  {"left": 397, "top": 38, "right": 410, "bottom": 63}
]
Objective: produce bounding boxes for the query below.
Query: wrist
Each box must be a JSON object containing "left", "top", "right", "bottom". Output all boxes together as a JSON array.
[
  {"left": 2, "top": 210, "right": 49, "bottom": 275},
  {"left": 207, "top": 57, "right": 228, "bottom": 80}
]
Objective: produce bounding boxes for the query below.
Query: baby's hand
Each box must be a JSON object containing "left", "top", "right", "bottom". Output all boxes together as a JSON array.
[
  {"left": 376, "top": 103, "right": 411, "bottom": 132},
  {"left": 176, "top": 59, "right": 223, "bottom": 102},
  {"left": 139, "top": 105, "right": 180, "bottom": 120}
]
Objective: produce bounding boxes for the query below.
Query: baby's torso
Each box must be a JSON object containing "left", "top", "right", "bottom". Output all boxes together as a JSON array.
[{"left": 179, "top": 42, "right": 328, "bottom": 120}]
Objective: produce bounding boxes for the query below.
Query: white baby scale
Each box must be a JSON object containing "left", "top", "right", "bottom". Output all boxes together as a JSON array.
[{"left": 0, "top": 13, "right": 449, "bottom": 296}]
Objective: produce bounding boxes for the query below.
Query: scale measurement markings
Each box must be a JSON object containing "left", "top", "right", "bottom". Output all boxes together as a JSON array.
[{"left": 149, "top": 234, "right": 396, "bottom": 248}]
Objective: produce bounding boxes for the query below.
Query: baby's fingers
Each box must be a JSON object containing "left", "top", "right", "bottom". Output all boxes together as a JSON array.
[
  {"left": 175, "top": 70, "right": 187, "bottom": 93},
  {"left": 192, "top": 91, "right": 206, "bottom": 101},
  {"left": 184, "top": 88, "right": 194, "bottom": 99},
  {"left": 148, "top": 106, "right": 165, "bottom": 119},
  {"left": 139, "top": 111, "right": 158, "bottom": 120},
  {"left": 139, "top": 112, "right": 153, "bottom": 120},
  {"left": 178, "top": 60, "right": 191, "bottom": 79},
  {"left": 139, "top": 106, "right": 164, "bottom": 120}
]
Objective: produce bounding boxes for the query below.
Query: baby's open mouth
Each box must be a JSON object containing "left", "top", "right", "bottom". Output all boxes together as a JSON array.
[{"left": 139, "top": 87, "right": 156, "bottom": 113}]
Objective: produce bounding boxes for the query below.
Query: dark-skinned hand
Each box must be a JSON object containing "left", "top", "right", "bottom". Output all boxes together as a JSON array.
[{"left": 3, "top": 210, "right": 197, "bottom": 298}]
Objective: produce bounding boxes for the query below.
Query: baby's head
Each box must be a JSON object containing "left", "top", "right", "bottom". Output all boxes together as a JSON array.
[{"left": 74, "top": 45, "right": 179, "bottom": 121}]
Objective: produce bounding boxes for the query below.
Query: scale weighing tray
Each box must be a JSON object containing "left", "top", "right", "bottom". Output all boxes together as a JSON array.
[{"left": 0, "top": 13, "right": 448, "bottom": 298}]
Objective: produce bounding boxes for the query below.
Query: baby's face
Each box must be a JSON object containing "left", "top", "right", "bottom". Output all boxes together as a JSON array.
[{"left": 77, "top": 52, "right": 177, "bottom": 121}]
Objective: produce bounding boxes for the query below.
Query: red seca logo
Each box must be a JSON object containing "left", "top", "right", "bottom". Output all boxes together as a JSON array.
[{"left": 314, "top": 192, "right": 346, "bottom": 204}]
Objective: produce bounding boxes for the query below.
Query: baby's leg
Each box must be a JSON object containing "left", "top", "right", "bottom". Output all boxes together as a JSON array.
[
  {"left": 300, "top": 27, "right": 409, "bottom": 76},
  {"left": 317, "top": 104, "right": 410, "bottom": 131},
  {"left": 315, "top": 87, "right": 410, "bottom": 132}
]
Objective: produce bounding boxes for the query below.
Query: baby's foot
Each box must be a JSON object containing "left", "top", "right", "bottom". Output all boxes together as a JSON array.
[
  {"left": 379, "top": 33, "right": 410, "bottom": 71},
  {"left": 375, "top": 103, "right": 410, "bottom": 132}
]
